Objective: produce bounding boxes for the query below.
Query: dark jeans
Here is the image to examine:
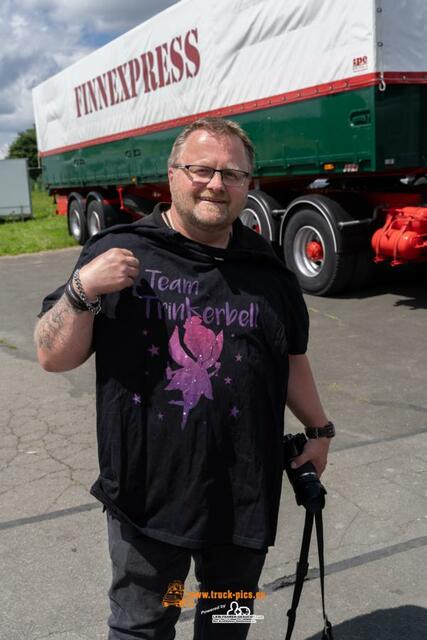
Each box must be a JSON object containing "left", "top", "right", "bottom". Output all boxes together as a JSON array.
[{"left": 107, "top": 512, "right": 267, "bottom": 640}]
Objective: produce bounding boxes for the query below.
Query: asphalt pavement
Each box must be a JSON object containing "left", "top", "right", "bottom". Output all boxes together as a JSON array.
[{"left": 0, "top": 247, "right": 426, "bottom": 640}]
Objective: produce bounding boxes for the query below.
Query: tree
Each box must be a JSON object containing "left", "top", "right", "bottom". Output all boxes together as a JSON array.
[{"left": 7, "top": 126, "right": 39, "bottom": 169}]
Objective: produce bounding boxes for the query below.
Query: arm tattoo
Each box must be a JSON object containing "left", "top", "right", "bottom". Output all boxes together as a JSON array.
[{"left": 36, "top": 294, "right": 85, "bottom": 350}]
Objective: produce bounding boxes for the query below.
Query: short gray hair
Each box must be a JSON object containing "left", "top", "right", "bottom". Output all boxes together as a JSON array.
[{"left": 168, "top": 117, "right": 255, "bottom": 174}]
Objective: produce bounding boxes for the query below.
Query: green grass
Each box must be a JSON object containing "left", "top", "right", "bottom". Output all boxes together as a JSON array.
[{"left": 0, "top": 191, "right": 77, "bottom": 256}]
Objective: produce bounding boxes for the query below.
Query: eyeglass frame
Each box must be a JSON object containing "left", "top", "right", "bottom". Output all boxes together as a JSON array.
[{"left": 172, "top": 164, "right": 251, "bottom": 187}]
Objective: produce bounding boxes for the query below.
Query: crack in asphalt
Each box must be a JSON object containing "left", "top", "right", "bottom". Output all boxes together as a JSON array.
[{"left": 0, "top": 396, "right": 97, "bottom": 522}]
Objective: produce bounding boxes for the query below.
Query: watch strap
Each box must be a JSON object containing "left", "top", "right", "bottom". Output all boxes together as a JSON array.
[{"left": 305, "top": 422, "right": 335, "bottom": 439}]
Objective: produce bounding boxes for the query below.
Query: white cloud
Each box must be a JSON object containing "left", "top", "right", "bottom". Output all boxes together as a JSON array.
[
  {"left": 47, "top": 0, "right": 180, "bottom": 32},
  {"left": 15, "top": 0, "right": 180, "bottom": 32},
  {"left": 0, "top": 143, "right": 9, "bottom": 159},
  {"left": 0, "top": 0, "right": 179, "bottom": 152}
]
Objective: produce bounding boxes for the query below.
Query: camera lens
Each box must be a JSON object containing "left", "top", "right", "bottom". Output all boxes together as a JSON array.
[{"left": 292, "top": 465, "right": 326, "bottom": 512}]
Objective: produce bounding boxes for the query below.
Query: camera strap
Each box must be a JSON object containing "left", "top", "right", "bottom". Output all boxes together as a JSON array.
[{"left": 285, "top": 510, "right": 333, "bottom": 640}]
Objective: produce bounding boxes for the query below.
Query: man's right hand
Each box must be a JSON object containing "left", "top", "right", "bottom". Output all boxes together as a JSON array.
[
  {"left": 79, "top": 248, "right": 140, "bottom": 300},
  {"left": 35, "top": 249, "right": 140, "bottom": 372}
]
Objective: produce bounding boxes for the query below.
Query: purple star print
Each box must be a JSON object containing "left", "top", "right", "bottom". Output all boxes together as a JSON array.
[
  {"left": 132, "top": 394, "right": 142, "bottom": 405},
  {"left": 235, "top": 353, "right": 242, "bottom": 362},
  {"left": 230, "top": 406, "right": 240, "bottom": 418},
  {"left": 148, "top": 345, "right": 159, "bottom": 357},
  {"left": 224, "top": 377, "right": 232, "bottom": 385},
  {"left": 158, "top": 412, "right": 164, "bottom": 421}
]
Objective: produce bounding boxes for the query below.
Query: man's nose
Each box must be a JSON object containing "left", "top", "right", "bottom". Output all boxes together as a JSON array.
[{"left": 206, "top": 170, "right": 225, "bottom": 189}]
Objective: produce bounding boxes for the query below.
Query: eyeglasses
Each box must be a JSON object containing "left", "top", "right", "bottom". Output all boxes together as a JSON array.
[{"left": 173, "top": 164, "right": 250, "bottom": 187}]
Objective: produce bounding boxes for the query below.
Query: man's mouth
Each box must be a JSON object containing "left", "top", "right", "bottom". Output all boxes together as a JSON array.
[{"left": 198, "top": 197, "right": 228, "bottom": 204}]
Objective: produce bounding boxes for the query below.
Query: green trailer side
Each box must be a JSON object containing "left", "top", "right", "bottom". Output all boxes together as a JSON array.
[{"left": 42, "top": 85, "right": 427, "bottom": 189}]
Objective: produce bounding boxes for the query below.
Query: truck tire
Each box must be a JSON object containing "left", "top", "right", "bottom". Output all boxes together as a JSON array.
[
  {"left": 239, "top": 191, "right": 280, "bottom": 243},
  {"left": 87, "top": 200, "right": 107, "bottom": 237},
  {"left": 283, "top": 208, "right": 355, "bottom": 295},
  {"left": 86, "top": 200, "right": 130, "bottom": 237},
  {"left": 68, "top": 198, "right": 88, "bottom": 245}
]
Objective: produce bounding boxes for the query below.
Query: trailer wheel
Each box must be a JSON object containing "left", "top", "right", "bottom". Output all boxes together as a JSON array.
[
  {"left": 240, "top": 191, "right": 280, "bottom": 242},
  {"left": 86, "top": 200, "right": 107, "bottom": 237},
  {"left": 283, "top": 209, "right": 355, "bottom": 295},
  {"left": 87, "top": 200, "right": 130, "bottom": 237},
  {"left": 68, "top": 199, "right": 88, "bottom": 245}
]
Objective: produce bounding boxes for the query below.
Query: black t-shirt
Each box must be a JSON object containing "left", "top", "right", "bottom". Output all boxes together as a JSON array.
[{"left": 39, "top": 204, "right": 309, "bottom": 550}]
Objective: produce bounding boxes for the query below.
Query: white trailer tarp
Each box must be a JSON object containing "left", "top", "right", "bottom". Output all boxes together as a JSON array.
[{"left": 33, "top": 0, "right": 427, "bottom": 154}]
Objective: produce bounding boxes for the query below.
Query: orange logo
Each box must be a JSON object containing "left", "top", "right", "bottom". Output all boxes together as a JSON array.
[
  {"left": 162, "top": 581, "right": 266, "bottom": 610},
  {"left": 162, "top": 580, "right": 185, "bottom": 608}
]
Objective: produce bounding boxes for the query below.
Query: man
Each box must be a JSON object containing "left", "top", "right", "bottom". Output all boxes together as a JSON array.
[{"left": 35, "top": 117, "right": 333, "bottom": 640}]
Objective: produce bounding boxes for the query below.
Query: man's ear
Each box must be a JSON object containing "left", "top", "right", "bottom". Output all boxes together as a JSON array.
[{"left": 168, "top": 166, "right": 174, "bottom": 184}]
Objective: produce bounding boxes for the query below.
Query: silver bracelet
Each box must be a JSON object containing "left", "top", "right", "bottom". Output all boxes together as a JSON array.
[{"left": 72, "top": 269, "right": 102, "bottom": 315}]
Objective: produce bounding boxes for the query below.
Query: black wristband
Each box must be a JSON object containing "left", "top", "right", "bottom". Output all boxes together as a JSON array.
[
  {"left": 65, "top": 281, "right": 88, "bottom": 311},
  {"left": 305, "top": 422, "right": 336, "bottom": 439}
]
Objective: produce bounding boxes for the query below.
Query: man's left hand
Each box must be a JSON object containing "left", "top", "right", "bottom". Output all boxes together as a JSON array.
[{"left": 291, "top": 437, "right": 330, "bottom": 477}]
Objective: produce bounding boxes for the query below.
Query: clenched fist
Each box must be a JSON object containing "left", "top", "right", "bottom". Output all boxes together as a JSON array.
[{"left": 79, "top": 248, "right": 140, "bottom": 299}]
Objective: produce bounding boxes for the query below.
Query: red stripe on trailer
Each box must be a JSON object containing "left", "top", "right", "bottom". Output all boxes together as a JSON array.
[
  {"left": 39, "top": 71, "right": 427, "bottom": 158},
  {"left": 383, "top": 72, "right": 427, "bottom": 83}
]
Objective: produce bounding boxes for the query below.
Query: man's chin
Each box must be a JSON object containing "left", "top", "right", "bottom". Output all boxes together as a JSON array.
[{"left": 194, "top": 203, "right": 231, "bottom": 227}]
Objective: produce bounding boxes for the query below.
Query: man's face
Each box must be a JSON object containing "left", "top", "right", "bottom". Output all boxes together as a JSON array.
[{"left": 168, "top": 130, "right": 251, "bottom": 232}]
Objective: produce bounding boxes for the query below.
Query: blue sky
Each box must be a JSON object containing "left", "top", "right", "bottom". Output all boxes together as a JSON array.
[{"left": 0, "top": 0, "right": 179, "bottom": 158}]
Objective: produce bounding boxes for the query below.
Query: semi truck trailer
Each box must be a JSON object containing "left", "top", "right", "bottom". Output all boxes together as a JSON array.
[{"left": 33, "top": 0, "right": 427, "bottom": 295}]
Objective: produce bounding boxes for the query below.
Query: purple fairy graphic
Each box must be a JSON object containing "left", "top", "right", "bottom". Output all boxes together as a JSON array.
[{"left": 165, "top": 316, "right": 223, "bottom": 428}]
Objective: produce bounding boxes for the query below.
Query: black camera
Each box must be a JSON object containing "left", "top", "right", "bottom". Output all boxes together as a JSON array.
[{"left": 283, "top": 433, "right": 326, "bottom": 513}]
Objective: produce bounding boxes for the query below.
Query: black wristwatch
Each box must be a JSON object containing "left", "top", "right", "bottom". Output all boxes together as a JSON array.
[{"left": 305, "top": 421, "right": 336, "bottom": 439}]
